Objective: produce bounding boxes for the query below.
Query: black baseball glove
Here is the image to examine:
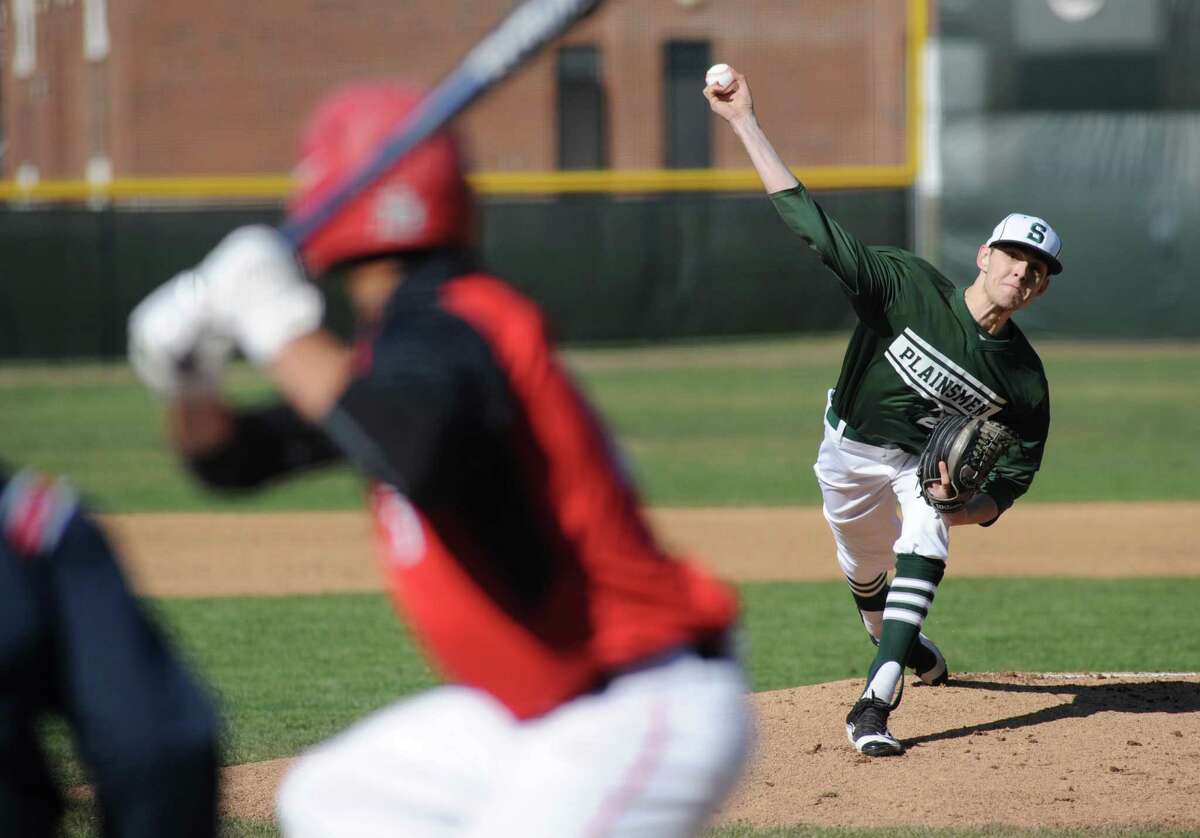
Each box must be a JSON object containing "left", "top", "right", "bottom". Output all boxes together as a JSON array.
[{"left": 917, "top": 414, "right": 1017, "bottom": 513}]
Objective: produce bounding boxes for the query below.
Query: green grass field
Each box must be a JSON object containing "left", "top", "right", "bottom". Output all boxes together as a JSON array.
[
  {"left": 6, "top": 336, "right": 1198, "bottom": 837},
  {"left": 137, "top": 577, "right": 1200, "bottom": 769},
  {"left": 2, "top": 337, "right": 1198, "bottom": 511}
]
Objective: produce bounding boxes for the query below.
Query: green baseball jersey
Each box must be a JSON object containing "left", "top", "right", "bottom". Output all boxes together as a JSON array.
[{"left": 771, "top": 185, "right": 1049, "bottom": 515}]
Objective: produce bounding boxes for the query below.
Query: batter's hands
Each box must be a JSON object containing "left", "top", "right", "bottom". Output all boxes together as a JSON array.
[
  {"left": 130, "top": 225, "right": 325, "bottom": 399},
  {"left": 128, "top": 270, "right": 234, "bottom": 398},
  {"left": 703, "top": 66, "right": 754, "bottom": 125},
  {"left": 196, "top": 226, "right": 324, "bottom": 367}
]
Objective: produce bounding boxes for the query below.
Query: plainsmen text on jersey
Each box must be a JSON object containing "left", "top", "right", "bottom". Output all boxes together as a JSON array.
[{"left": 771, "top": 185, "right": 1050, "bottom": 516}]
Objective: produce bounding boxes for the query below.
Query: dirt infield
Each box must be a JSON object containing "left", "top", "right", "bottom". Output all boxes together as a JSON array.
[
  {"left": 102, "top": 503, "right": 1199, "bottom": 831},
  {"left": 102, "top": 501, "right": 1200, "bottom": 597}
]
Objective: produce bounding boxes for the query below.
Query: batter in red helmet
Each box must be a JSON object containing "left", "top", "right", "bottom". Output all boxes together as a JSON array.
[{"left": 127, "top": 82, "right": 752, "bottom": 837}]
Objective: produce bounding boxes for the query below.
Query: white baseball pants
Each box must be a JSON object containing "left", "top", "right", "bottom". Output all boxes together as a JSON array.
[
  {"left": 276, "top": 648, "right": 751, "bottom": 838},
  {"left": 813, "top": 408, "right": 950, "bottom": 584}
]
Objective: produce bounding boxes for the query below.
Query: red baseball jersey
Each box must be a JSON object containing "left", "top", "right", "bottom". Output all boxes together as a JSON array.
[
  {"left": 362, "top": 271, "right": 736, "bottom": 719},
  {"left": 191, "top": 253, "right": 737, "bottom": 720}
]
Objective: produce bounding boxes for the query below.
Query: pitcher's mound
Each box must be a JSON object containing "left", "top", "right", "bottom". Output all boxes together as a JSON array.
[
  {"left": 219, "top": 673, "right": 1200, "bottom": 831},
  {"left": 717, "top": 673, "right": 1200, "bottom": 831}
]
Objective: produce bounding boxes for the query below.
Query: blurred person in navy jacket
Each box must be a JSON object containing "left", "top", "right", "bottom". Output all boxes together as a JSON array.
[{"left": 0, "top": 466, "right": 219, "bottom": 837}]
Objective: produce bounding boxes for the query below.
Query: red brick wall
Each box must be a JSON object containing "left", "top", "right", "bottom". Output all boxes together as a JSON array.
[{"left": 4, "top": 0, "right": 909, "bottom": 180}]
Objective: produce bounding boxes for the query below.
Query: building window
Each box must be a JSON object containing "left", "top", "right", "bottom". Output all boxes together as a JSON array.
[
  {"left": 556, "top": 45, "right": 607, "bottom": 170},
  {"left": 664, "top": 41, "right": 711, "bottom": 168}
]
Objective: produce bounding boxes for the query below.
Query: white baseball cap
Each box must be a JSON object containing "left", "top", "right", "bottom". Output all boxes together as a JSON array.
[{"left": 987, "top": 213, "right": 1063, "bottom": 275}]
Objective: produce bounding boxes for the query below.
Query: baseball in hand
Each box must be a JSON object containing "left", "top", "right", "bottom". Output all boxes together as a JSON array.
[{"left": 705, "top": 63, "right": 734, "bottom": 89}]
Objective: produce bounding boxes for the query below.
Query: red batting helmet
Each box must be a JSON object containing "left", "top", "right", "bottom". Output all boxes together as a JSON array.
[{"left": 287, "top": 82, "right": 472, "bottom": 276}]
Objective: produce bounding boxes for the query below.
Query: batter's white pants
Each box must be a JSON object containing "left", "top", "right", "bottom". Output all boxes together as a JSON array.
[
  {"left": 813, "top": 406, "right": 950, "bottom": 586},
  {"left": 276, "top": 648, "right": 751, "bottom": 838}
]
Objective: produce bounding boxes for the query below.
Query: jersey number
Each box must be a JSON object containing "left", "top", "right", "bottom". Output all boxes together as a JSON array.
[{"left": 375, "top": 486, "right": 426, "bottom": 567}]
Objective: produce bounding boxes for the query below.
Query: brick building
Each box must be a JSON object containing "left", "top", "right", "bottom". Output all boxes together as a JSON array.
[{"left": 1, "top": 0, "right": 911, "bottom": 189}]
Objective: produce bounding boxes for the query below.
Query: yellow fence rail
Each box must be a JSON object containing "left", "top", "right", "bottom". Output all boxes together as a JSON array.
[{"left": 0, "top": 165, "right": 915, "bottom": 202}]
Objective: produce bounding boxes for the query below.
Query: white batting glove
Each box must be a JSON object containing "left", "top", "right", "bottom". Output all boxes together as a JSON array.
[
  {"left": 128, "top": 270, "right": 234, "bottom": 398},
  {"left": 199, "top": 225, "right": 324, "bottom": 366}
]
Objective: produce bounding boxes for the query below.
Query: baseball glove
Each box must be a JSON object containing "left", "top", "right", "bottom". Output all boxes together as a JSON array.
[{"left": 917, "top": 414, "right": 1017, "bottom": 513}]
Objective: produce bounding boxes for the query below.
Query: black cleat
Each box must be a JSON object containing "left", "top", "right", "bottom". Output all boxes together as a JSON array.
[{"left": 845, "top": 695, "right": 904, "bottom": 756}]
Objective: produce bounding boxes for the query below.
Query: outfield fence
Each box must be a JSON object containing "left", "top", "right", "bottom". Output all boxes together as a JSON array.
[{"left": 0, "top": 189, "right": 907, "bottom": 359}]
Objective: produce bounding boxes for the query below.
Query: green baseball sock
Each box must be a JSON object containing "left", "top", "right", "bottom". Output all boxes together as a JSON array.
[{"left": 864, "top": 553, "right": 946, "bottom": 701}]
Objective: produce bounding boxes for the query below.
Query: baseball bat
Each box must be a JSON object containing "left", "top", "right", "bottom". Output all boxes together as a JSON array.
[{"left": 280, "top": 0, "right": 604, "bottom": 248}]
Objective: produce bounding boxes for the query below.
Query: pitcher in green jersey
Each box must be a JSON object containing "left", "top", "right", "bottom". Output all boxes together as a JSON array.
[{"left": 705, "top": 68, "right": 1062, "bottom": 757}]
